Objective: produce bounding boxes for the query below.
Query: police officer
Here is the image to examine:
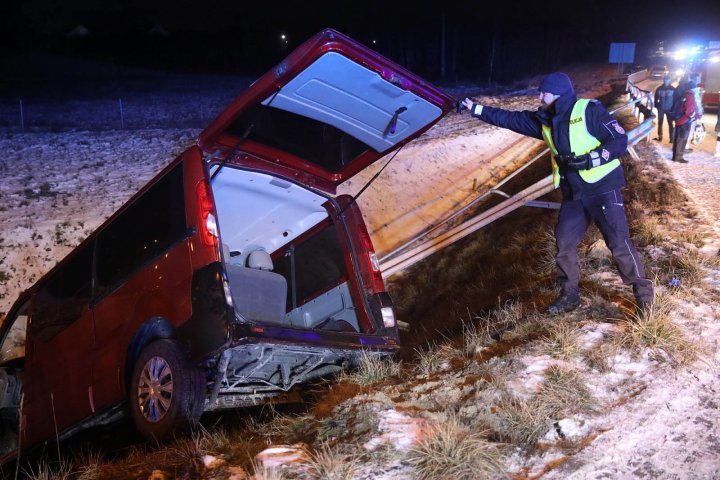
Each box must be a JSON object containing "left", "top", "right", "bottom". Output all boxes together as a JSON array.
[{"left": 461, "top": 72, "right": 653, "bottom": 315}]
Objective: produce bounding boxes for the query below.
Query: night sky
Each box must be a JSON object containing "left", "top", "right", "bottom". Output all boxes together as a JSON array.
[{"left": 2, "top": 0, "right": 719, "bottom": 83}]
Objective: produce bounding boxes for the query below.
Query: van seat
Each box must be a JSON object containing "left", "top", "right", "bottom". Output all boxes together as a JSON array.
[
  {"left": 225, "top": 250, "right": 287, "bottom": 325},
  {"left": 247, "top": 250, "right": 274, "bottom": 270}
]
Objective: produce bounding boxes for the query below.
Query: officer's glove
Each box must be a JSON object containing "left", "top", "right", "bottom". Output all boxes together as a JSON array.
[{"left": 461, "top": 98, "right": 483, "bottom": 115}]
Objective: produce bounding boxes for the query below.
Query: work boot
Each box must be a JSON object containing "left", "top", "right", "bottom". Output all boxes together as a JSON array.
[
  {"left": 654, "top": 137, "right": 662, "bottom": 141},
  {"left": 684, "top": 148, "right": 693, "bottom": 153},
  {"left": 546, "top": 294, "right": 580, "bottom": 315},
  {"left": 635, "top": 299, "right": 654, "bottom": 320},
  {"left": 676, "top": 158, "right": 688, "bottom": 163}
]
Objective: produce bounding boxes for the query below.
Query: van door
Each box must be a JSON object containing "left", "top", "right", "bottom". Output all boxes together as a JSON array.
[
  {"left": 198, "top": 28, "right": 455, "bottom": 194},
  {"left": 22, "top": 243, "right": 95, "bottom": 447},
  {"left": 91, "top": 162, "right": 191, "bottom": 412}
]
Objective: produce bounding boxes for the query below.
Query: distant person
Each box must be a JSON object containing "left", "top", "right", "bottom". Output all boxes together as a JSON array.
[
  {"left": 672, "top": 73, "right": 701, "bottom": 163},
  {"left": 461, "top": 72, "right": 653, "bottom": 316},
  {"left": 688, "top": 73, "right": 704, "bottom": 149},
  {"left": 653, "top": 75, "right": 675, "bottom": 142},
  {"left": 714, "top": 115, "right": 720, "bottom": 158}
]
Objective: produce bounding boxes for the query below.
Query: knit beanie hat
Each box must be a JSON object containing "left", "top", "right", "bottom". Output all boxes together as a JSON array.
[{"left": 539, "top": 72, "right": 574, "bottom": 95}]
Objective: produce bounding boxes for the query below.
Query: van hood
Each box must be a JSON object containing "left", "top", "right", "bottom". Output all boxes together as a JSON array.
[{"left": 198, "top": 28, "right": 455, "bottom": 194}]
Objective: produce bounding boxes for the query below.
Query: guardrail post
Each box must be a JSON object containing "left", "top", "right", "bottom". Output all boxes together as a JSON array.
[
  {"left": 119, "top": 98, "right": 125, "bottom": 129},
  {"left": 19, "top": 98, "right": 24, "bottom": 131}
]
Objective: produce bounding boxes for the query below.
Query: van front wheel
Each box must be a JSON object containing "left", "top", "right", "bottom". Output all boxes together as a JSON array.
[{"left": 129, "top": 339, "right": 206, "bottom": 440}]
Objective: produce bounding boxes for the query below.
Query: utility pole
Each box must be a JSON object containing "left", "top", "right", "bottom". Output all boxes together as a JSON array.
[{"left": 440, "top": 9, "right": 447, "bottom": 80}]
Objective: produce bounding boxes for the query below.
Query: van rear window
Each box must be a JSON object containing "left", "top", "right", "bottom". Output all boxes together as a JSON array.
[
  {"left": 275, "top": 224, "right": 348, "bottom": 308},
  {"left": 226, "top": 105, "right": 371, "bottom": 173},
  {"left": 96, "top": 164, "right": 186, "bottom": 294}
]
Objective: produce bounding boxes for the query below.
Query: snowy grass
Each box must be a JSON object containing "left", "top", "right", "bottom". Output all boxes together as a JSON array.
[
  {"left": 307, "top": 442, "right": 361, "bottom": 480},
  {"left": 340, "top": 351, "right": 401, "bottom": 386},
  {"left": 541, "top": 321, "right": 582, "bottom": 361},
  {"left": 265, "top": 413, "right": 315, "bottom": 444},
  {"left": 413, "top": 343, "right": 463, "bottom": 376},
  {"left": 665, "top": 251, "right": 711, "bottom": 289},
  {"left": 491, "top": 395, "right": 552, "bottom": 446},
  {"left": 617, "top": 290, "right": 696, "bottom": 365},
  {"left": 251, "top": 461, "right": 288, "bottom": 480},
  {"left": 407, "top": 414, "right": 504, "bottom": 480},
  {"left": 538, "top": 365, "right": 596, "bottom": 416},
  {"left": 632, "top": 215, "right": 666, "bottom": 247}
]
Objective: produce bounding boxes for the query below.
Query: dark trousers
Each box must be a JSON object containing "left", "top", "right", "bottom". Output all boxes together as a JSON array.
[
  {"left": 656, "top": 109, "right": 674, "bottom": 140},
  {"left": 672, "top": 122, "right": 692, "bottom": 161},
  {"left": 555, "top": 189, "right": 654, "bottom": 302}
]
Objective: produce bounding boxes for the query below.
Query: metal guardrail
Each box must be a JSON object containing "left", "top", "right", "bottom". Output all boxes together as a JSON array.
[
  {"left": 378, "top": 72, "right": 658, "bottom": 278},
  {"left": 623, "top": 69, "right": 655, "bottom": 121}
]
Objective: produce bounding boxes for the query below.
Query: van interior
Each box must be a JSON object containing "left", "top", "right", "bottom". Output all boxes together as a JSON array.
[{"left": 211, "top": 166, "right": 361, "bottom": 333}]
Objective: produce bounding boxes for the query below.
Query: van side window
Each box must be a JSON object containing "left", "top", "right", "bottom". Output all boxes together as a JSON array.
[
  {"left": 277, "top": 224, "right": 348, "bottom": 307},
  {"left": 96, "top": 164, "right": 186, "bottom": 294},
  {"left": 32, "top": 244, "right": 93, "bottom": 342},
  {"left": 0, "top": 302, "right": 29, "bottom": 362}
]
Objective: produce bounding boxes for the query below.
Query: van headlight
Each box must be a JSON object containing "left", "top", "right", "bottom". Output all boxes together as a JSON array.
[{"left": 380, "top": 307, "right": 396, "bottom": 328}]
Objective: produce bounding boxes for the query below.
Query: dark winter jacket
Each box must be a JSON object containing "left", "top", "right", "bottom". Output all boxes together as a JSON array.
[
  {"left": 473, "top": 93, "right": 628, "bottom": 199},
  {"left": 675, "top": 89, "right": 700, "bottom": 126},
  {"left": 654, "top": 84, "right": 676, "bottom": 112}
]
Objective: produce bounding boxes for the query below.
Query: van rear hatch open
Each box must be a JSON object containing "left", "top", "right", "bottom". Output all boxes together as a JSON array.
[{"left": 197, "top": 28, "right": 456, "bottom": 194}]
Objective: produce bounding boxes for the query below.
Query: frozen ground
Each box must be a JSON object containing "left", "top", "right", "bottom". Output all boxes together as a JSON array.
[{"left": 0, "top": 65, "right": 719, "bottom": 478}]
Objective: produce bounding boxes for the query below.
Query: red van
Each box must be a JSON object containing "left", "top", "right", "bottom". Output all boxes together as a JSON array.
[{"left": 0, "top": 29, "right": 454, "bottom": 458}]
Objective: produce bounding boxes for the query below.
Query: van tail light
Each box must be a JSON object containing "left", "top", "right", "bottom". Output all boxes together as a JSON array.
[
  {"left": 196, "top": 180, "right": 218, "bottom": 246},
  {"left": 358, "top": 224, "right": 384, "bottom": 293},
  {"left": 369, "top": 252, "right": 380, "bottom": 272}
]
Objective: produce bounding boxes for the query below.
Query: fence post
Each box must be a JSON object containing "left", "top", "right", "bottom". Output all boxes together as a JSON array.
[
  {"left": 19, "top": 99, "right": 24, "bottom": 131},
  {"left": 119, "top": 98, "right": 125, "bottom": 129}
]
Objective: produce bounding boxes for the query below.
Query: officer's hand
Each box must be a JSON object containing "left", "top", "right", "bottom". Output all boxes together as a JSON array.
[{"left": 461, "top": 98, "right": 474, "bottom": 112}]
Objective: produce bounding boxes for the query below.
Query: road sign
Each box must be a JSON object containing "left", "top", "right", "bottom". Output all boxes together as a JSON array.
[{"left": 609, "top": 43, "right": 636, "bottom": 64}]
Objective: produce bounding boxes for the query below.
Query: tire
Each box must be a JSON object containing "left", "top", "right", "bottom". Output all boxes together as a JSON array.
[{"left": 129, "top": 339, "right": 206, "bottom": 440}]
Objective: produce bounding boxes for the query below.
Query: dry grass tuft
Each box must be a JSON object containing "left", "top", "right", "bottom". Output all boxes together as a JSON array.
[
  {"left": 538, "top": 365, "right": 596, "bottom": 416},
  {"left": 674, "top": 230, "right": 705, "bottom": 248},
  {"left": 493, "top": 396, "right": 552, "bottom": 446},
  {"left": 251, "top": 460, "right": 289, "bottom": 480},
  {"left": 307, "top": 442, "right": 361, "bottom": 480},
  {"left": 340, "top": 350, "right": 401, "bottom": 386},
  {"left": 632, "top": 216, "right": 666, "bottom": 247},
  {"left": 465, "top": 299, "right": 536, "bottom": 351},
  {"left": 413, "top": 343, "right": 463, "bottom": 376},
  {"left": 542, "top": 321, "right": 582, "bottom": 361},
  {"left": 189, "top": 423, "right": 231, "bottom": 455},
  {"left": 504, "top": 313, "right": 551, "bottom": 342},
  {"left": 266, "top": 413, "right": 315, "bottom": 443},
  {"left": 462, "top": 320, "right": 494, "bottom": 355},
  {"left": 407, "top": 414, "right": 504, "bottom": 480},
  {"left": 582, "top": 341, "right": 618, "bottom": 373},
  {"left": 617, "top": 290, "right": 696, "bottom": 365},
  {"left": 22, "top": 459, "right": 73, "bottom": 480},
  {"left": 536, "top": 230, "right": 559, "bottom": 276},
  {"left": 666, "top": 250, "right": 710, "bottom": 289},
  {"left": 73, "top": 450, "right": 105, "bottom": 480}
]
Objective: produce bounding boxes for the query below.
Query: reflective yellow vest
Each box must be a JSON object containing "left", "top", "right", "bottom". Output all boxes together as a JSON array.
[{"left": 541, "top": 98, "right": 621, "bottom": 188}]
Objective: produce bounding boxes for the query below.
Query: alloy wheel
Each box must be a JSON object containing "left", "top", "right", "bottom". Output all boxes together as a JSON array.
[{"left": 137, "top": 355, "right": 174, "bottom": 423}]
